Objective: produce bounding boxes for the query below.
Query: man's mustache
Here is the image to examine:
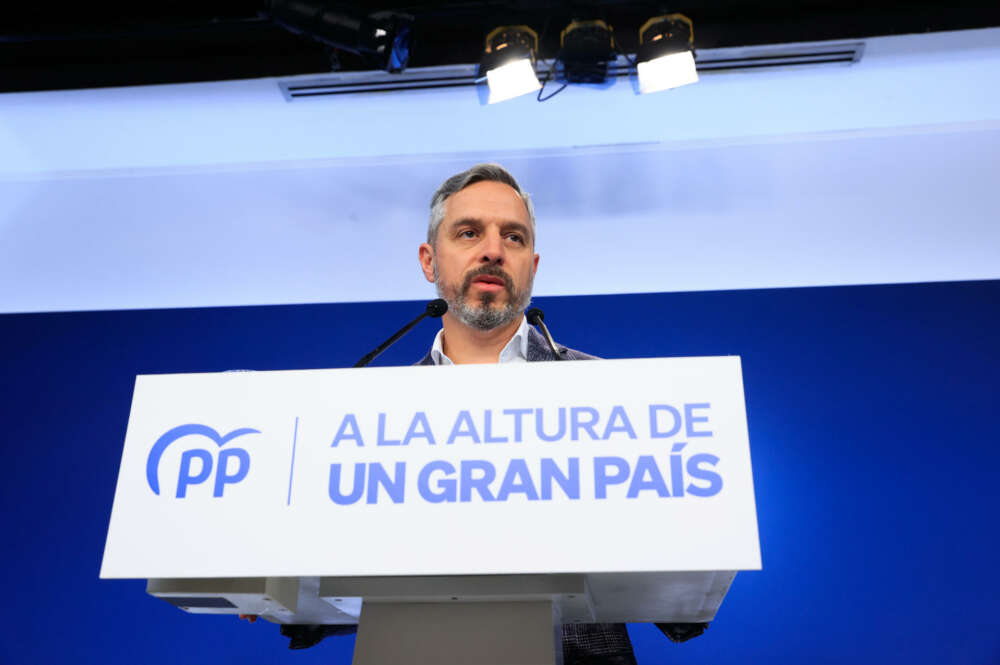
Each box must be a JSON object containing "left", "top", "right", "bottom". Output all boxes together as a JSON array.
[{"left": 461, "top": 266, "right": 514, "bottom": 297}]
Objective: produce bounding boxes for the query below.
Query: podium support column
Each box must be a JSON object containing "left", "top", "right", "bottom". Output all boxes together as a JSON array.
[{"left": 352, "top": 599, "right": 561, "bottom": 665}]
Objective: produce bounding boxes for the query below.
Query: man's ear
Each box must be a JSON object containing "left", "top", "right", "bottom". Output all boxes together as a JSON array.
[
  {"left": 532, "top": 253, "right": 539, "bottom": 276},
  {"left": 419, "top": 243, "right": 435, "bottom": 283}
]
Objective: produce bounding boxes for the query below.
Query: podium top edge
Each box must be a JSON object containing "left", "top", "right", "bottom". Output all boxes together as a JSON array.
[{"left": 133, "top": 355, "right": 744, "bottom": 379}]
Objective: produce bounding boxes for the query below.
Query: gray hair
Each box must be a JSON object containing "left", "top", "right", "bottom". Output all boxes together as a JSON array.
[{"left": 427, "top": 163, "right": 536, "bottom": 247}]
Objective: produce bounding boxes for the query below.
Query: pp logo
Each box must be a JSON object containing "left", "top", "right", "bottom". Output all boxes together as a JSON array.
[{"left": 146, "top": 424, "right": 259, "bottom": 498}]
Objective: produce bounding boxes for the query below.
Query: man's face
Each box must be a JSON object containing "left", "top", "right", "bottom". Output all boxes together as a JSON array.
[{"left": 419, "top": 180, "right": 539, "bottom": 330}]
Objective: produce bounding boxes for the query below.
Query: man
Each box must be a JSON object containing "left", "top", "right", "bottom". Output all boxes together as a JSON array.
[
  {"left": 275, "top": 164, "right": 702, "bottom": 659},
  {"left": 415, "top": 163, "right": 637, "bottom": 665}
]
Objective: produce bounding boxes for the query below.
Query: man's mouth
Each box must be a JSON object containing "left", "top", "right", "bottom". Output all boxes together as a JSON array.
[
  {"left": 471, "top": 275, "right": 507, "bottom": 290},
  {"left": 460, "top": 267, "right": 513, "bottom": 300}
]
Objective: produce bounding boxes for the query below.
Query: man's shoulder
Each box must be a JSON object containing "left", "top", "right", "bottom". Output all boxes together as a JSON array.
[
  {"left": 526, "top": 326, "right": 598, "bottom": 361},
  {"left": 560, "top": 346, "right": 599, "bottom": 361}
]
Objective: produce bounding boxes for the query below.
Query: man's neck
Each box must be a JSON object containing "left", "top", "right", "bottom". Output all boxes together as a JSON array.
[{"left": 440, "top": 313, "right": 523, "bottom": 364}]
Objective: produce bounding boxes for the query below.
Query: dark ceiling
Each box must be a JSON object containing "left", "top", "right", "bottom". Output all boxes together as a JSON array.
[{"left": 2, "top": 1, "right": 998, "bottom": 93}]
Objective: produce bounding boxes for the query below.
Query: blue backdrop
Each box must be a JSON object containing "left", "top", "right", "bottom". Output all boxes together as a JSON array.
[{"left": 1, "top": 280, "right": 997, "bottom": 663}]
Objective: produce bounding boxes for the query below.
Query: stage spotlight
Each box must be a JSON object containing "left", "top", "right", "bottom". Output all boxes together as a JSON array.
[
  {"left": 479, "top": 25, "right": 541, "bottom": 104},
  {"left": 636, "top": 14, "right": 698, "bottom": 94},
  {"left": 560, "top": 20, "right": 616, "bottom": 84},
  {"left": 267, "top": 1, "right": 412, "bottom": 72}
]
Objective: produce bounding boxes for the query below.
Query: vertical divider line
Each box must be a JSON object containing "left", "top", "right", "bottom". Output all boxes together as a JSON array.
[{"left": 287, "top": 416, "right": 299, "bottom": 506}]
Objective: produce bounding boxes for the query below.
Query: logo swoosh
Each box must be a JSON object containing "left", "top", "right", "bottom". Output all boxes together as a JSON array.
[{"left": 145, "top": 424, "right": 260, "bottom": 495}]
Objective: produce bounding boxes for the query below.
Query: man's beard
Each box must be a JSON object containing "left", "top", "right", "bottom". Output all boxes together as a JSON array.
[{"left": 434, "top": 264, "right": 532, "bottom": 331}]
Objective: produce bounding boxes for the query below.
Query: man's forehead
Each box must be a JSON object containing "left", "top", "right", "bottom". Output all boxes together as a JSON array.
[{"left": 443, "top": 181, "right": 530, "bottom": 223}]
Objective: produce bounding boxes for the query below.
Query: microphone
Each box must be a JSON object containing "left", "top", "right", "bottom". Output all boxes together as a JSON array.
[
  {"left": 353, "top": 299, "right": 448, "bottom": 367},
  {"left": 525, "top": 308, "right": 565, "bottom": 361}
]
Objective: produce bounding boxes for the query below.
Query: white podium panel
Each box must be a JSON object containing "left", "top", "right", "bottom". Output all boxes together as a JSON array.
[{"left": 101, "top": 357, "right": 760, "bottom": 579}]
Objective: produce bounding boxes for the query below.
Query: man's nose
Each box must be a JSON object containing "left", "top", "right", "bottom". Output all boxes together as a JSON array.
[{"left": 479, "top": 230, "right": 505, "bottom": 265}]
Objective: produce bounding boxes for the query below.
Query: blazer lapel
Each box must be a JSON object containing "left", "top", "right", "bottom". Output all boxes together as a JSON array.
[{"left": 526, "top": 327, "right": 562, "bottom": 362}]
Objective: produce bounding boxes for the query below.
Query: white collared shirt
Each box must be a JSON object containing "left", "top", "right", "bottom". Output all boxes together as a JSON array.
[{"left": 429, "top": 316, "right": 530, "bottom": 365}]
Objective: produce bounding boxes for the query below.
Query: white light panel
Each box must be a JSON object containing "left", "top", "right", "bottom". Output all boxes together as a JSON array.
[
  {"left": 637, "top": 50, "right": 699, "bottom": 94},
  {"left": 486, "top": 58, "right": 542, "bottom": 104}
]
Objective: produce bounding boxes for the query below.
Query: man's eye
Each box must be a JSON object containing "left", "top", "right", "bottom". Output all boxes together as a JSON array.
[
  {"left": 458, "top": 229, "right": 477, "bottom": 238},
  {"left": 506, "top": 233, "right": 524, "bottom": 244}
]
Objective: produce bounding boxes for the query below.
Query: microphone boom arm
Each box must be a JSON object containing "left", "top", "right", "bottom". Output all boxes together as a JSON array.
[
  {"left": 526, "top": 308, "right": 565, "bottom": 361},
  {"left": 353, "top": 299, "right": 447, "bottom": 367}
]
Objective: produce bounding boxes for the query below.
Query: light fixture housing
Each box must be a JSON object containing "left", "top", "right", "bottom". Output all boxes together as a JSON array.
[
  {"left": 479, "top": 25, "right": 541, "bottom": 103},
  {"left": 559, "top": 19, "right": 616, "bottom": 84},
  {"left": 268, "top": 1, "right": 413, "bottom": 72},
  {"left": 636, "top": 14, "right": 698, "bottom": 94}
]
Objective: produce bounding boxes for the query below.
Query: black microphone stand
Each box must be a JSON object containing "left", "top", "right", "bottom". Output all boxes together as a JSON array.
[{"left": 353, "top": 299, "right": 448, "bottom": 367}]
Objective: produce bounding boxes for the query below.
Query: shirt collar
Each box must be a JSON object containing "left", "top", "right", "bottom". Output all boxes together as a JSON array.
[{"left": 430, "top": 315, "right": 530, "bottom": 365}]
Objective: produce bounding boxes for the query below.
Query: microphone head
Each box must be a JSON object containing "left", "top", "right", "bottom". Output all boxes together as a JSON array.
[
  {"left": 525, "top": 307, "right": 544, "bottom": 325},
  {"left": 426, "top": 298, "right": 448, "bottom": 318}
]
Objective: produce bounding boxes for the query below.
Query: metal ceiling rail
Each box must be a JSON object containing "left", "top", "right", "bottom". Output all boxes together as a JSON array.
[{"left": 278, "top": 41, "right": 864, "bottom": 100}]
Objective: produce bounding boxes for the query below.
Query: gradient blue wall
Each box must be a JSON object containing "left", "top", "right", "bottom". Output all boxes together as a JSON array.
[{"left": 1, "top": 280, "right": 997, "bottom": 663}]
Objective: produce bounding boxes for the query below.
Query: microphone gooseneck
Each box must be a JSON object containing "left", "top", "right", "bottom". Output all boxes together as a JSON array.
[
  {"left": 353, "top": 299, "right": 448, "bottom": 367},
  {"left": 525, "top": 307, "right": 565, "bottom": 361}
]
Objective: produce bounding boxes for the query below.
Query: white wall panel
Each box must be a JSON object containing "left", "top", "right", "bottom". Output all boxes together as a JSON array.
[
  {"left": 1, "top": 125, "right": 996, "bottom": 313},
  {"left": 0, "top": 29, "right": 998, "bottom": 312}
]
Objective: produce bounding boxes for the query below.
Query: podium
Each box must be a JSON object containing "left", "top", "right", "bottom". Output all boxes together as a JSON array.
[{"left": 102, "top": 357, "right": 761, "bottom": 664}]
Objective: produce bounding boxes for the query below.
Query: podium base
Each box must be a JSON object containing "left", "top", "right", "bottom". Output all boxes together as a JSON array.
[{"left": 353, "top": 600, "right": 560, "bottom": 665}]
